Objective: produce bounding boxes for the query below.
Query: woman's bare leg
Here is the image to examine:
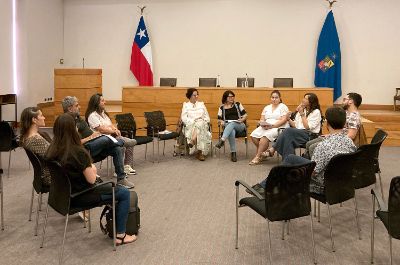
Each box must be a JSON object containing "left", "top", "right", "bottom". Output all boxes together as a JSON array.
[{"left": 256, "top": 137, "right": 270, "bottom": 157}]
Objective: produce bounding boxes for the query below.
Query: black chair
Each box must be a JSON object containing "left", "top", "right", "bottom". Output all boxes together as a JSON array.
[
  {"left": 273, "top": 78, "right": 293, "bottom": 88},
  {"left": 0, "top": 121, "right": 19, "bottom": 177},
  {"left": 311, "top": 151, "right": 362, "bottom": 252},
  {"left": 24, "top": 148, "right": 50, "bottom": 236},
  {"left": 371, "top": 176, "right": 400, "bottom": 265},
  {"left": 199, "top": 78, "right": 217, "bottom": 87},
  {"left": 160, "top": 77, "right": 177, "bottom": 87},
  {"left": 394, "top": 88, "right": 400, "bottom": 111},
  {"left": 370, "top": 129, "right": 388, "bottom": 200},
  {"left": 236, "top": 77, "right": 255, "bottom": 87},
  {"left": 0, "top": 168, "right": 3, "bottom": 230},
  {"left": 143, "top": 111, "right": 180, "bottom": 162},
  {"left": 41, "top": 160, "right": 116, "bottom": 264},
  {"left": 218, "top": 122, "right": 248, "bottom": 158},
  {"left": 115, "top": 113, "right": 153, "bottom": 160},
  {"left": 235, "top": 162, "right": 317, "bottom": 264}
]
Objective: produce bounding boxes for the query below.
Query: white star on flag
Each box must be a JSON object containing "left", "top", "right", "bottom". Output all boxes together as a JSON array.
[{"left": 137, "top": 28, "right": 146, "bottom": 40}]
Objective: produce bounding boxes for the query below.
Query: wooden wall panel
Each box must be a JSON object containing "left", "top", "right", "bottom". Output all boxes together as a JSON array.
[{"left": 54, "top": 88, "right": 99, "bottom": 102}]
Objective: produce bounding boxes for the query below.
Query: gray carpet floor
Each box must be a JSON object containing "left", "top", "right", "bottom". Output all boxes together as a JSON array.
[{"left": 0, "top": 142, "right": 399, "bottom": 265}]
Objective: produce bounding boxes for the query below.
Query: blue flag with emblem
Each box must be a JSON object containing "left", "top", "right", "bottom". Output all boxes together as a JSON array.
[{"left": 314, "top": 11, "right": 341, "bottom": 101}]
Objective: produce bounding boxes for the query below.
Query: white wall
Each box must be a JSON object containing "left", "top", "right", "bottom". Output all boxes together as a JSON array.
[
  {"left": 63, "top": 0, "right": 400, "bottom": 105},
  {"left": 17, "top": 0, "right": 63, "bottom": 118}
]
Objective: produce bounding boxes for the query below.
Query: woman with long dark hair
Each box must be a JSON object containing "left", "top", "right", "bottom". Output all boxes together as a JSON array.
[
  {"left": 248, "top": 90, "right": 289, "bottom": 165},
  {"left": 85, "top": 93, "right": 136, "bottom": 178},
  {"left": 20, "top": 107, "right": 51, "bottom": 185},
  {"left": 265, "top": 93, "right": 322, "bottom": 160},
  {"left": 46, "top": 114, "right": 137, "bottom": 245},
  {"left": 214, "top": 90, "right": 247, "bottom": 162}
]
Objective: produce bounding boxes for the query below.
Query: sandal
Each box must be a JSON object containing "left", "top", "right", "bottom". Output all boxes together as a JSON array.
[
  {"left": 261, "top": 149, "right": 274, "bottom": 158},
  {"left": 116, "top": 234, "right": 137, "bottom": 246},
  {"left": 249, "top": 156, "right": 262, "bottom": 165}
]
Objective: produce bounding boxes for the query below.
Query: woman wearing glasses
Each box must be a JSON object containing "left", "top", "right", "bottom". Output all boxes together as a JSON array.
[
  {"left": 181, "top": 88, "right": 212, "bottom": 161},
  {"left": 214, "top": 90, "right": 247, "bottom": 162}
]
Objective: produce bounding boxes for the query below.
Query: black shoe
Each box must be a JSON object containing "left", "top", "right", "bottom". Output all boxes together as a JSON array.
[
  {"left": 231, "top": 152, "right": 237, "bottom": 162},
  {"left": 215, "top": 139, "right": 225, "bottom": 149}
]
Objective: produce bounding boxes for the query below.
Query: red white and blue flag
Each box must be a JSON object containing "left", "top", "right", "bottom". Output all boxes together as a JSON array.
[{"left": 130, "top": 16, "right": 153, "bottom": 86}]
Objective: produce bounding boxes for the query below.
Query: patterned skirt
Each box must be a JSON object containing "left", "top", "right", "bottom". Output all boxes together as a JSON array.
[{"left": 184, "top": 119, "right": 212, "bottom": 155}]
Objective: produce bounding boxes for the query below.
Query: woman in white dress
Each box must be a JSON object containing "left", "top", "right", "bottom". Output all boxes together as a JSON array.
[
  {"left": 249, "top": 90, "right": 289, "bottom": 165},
  {"left": 181, "top": 88, "right": 212, "bottom": 161}
]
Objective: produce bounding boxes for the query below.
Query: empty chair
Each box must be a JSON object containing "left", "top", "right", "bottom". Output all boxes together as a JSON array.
[
  {"left": 236, "top": 77, "right": 255, "bottom": 87},
  {"left": 199, "top": 78, "right": 217, "bottom": 87},
  {"left": 0, "top": 121, "right": 19, "bottom": 177},
  {"left": 371, "top": 176, "right": 400, "bottom": 265},
  {"left": 235, "top": 161, "right": 317, "bottom": 264},
  {"left": 370, "top": 129, "right": 388, "bottom": 200},
  {"left": 41, "top": 160, "right": 116, "bottom": 264},
  {"left": 24, "top": 148, "right": 50, "bottom": 236},
  {"left": 115, "top": 113, "right": 153, "bottom": 160},
  {"left": 394, "top": 88, "right": 400, "bottom": 111},
  {"left": 311, "top": 151, "right": 362, "bottom": 252},
  {"left": 273, "top": 78, "right": 293, "bottom": 88},
  {"left": 144, "top": 111, "right": 180, "bottom": 162},
  {"left": 160, "top": 77, "right": 177, "bottom": 87}
]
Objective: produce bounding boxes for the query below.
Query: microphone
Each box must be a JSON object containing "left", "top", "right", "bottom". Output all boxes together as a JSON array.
[{"left": 245, "top": 73, "right": 249, "bottom": 87}]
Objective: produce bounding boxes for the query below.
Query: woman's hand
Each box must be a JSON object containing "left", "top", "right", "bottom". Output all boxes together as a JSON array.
[{"left": 296, "top": 104, "right": 304, "bottom": 113}]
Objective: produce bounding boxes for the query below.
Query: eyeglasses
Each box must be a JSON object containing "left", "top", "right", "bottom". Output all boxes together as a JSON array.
[{"left": 227, "top": 95, "right": 235, "bottom": 98}]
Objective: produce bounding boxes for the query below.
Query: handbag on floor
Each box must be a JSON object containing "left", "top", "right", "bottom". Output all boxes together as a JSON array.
[{"left": 100, "top": 190, "right": 141, "bottom": 237}]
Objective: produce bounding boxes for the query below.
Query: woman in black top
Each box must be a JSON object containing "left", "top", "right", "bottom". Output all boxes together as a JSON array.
[
  {"left": 46, "top": 114, "right": 137, "bottom": 245},
  {"left": 215, "top": 90, "right": 247, "bottom": 162}
]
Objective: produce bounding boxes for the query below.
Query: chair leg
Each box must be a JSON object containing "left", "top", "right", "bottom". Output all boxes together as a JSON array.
[
  {"left": 38, "top": 193, "right": 43, "bottom": 211},
  {"left": 310, "top": 213, "right": 317, "bottom": 264},
  {"left": 281, "top": 221, "right": 285, "bottom": 240},
  {"left": 163, "top": 140, "right": 166, "bottom": 156},
  {"left": 371, "top": 195, "right": 376, "bottom": 264},
  {"left": 318, "top": 202, "right": 321, "bottom": 223},
  {"left": 267, "top": 220, "right": 273, "bottom": 264},
  {"left": 112, "top": 187, "right": 116, "bottom": 251},
  {"left": 313, "top": 199, "right": 317, "bottom": 217},
  {"left": 144, "top": 144, "right": 148, "bottom": 160},
  {"left": 235, "top": 185, "right": 239, "bottom": 249},
  {"left": 152, "top": 138, "right": 155, "bottom": 163},
  {"left": 353, "top": 197, "right": 362, "bottom": 240},
  {"left": 0, "top": 174, "right": 3, "bottom": 230},
  {"left": 99, "top": 160, "right": 103, "bottom": 169},
  {"left": 157, "top": 139, "right": 160, "bottom": 163},
  {"left": 40, "top": 202, "right": 50, "bottom": 248},
  {"left": 327, "top": 204, "right": 335, "bottom": 252},
  {"left": 245, "top": 137, "right": 248, "bottom": 158},
  {"left": 83, "top": 210, "right": 87, "bottom": 228},
  {"left": 7, "top": 150, "right": 11, "bottom": 178},
  {"left": 59, "top": 214, "right": 69, "bottom": 265},
  {"left": 34, "top": 193, "right": 41, "bottom": 236},
  {"left": 28, "top": 187, "right": 34, "bottom": 221},
  {"left": 287, "top": 220, "right": 290, "bottom": 235},
  {"left": 389, "top": 234, "right": 393, "bottom": 265},
  {"left": 377, "top": 171, "right": 385, "bottom": 202}
]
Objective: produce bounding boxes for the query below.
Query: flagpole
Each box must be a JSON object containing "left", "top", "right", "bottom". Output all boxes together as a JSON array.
[
  {"left": 325, "top": 0, "right": 337, "bottom": 9},
  {"left": 138, "top": 6, "right": 146, "bottom": 15}
]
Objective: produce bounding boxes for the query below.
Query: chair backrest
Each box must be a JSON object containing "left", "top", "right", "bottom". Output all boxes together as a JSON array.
[
  {"left": 46, "top": 160, "right": 72, "bottom": 216},
  {"left": 199, "top": 78, "right": 217, "bottom": 87},
  {"left": 115, "top": 113, "right": 137, "bottom": 137},
  {"left": 263, "top": 161, "right": 316, "bottom": 221},
  {"left": 388, "top": 176, "right": 400, "bottom": 239},
  {"left": 144, "top": 111, "right": 167, "bottom": 136},
  {"left": 324, "top": 151, "right": 361, "bottom": 205},
  {"left": 273, "top": 78, "right": 293, "bottom": 88},
  {"left": 0, "top": 121, "right": 14, "bottom": 151},
  {"left": 353, "top": 143, "right": 381, "bottom": 189},
  {"left": 236, "top": 77, "right": 255, "bottom": 87},
  {"left": 24, "top": 148, "right": 46, "bottom": 193},
  {"left": 160, "top": 77, "right": 177, "bottom": 87},
  {"left": 370, "top": 129, "right": 388, "bottom": 145}
]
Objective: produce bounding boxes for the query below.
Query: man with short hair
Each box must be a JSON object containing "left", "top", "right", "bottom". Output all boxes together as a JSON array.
[{"left": 61, "top": 96, "right": 135, "bottom": 189}]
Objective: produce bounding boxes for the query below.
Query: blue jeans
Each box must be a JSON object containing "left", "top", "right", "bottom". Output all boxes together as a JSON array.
[
  {"left": 100, "top": 186, "right": 130, "bottom": 234},
  {"left": 221, "top": 122, "right": 246, "bottom": 152},
  {"left": 260, "top": 154, "right": 311, "bottom": 188},
  {"left": 85, "top": 136, "right": 126, "bottom": 180}
]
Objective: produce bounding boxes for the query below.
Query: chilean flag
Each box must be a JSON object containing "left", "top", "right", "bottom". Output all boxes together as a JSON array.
[{"left": 130, "top": 16, "right": 153, "bottom": 86}]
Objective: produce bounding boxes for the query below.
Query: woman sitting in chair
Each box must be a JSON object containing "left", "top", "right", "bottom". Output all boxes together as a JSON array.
[
  {"left": 20, "top": 107, "right": 51, "bottom": 185},
  {"left": 214, "top": 90, "right": 247, "bottom": 162},
  {"left": 180, "top": 88, "right": 212, "bottom": 161},
  {"left": 46, "top": 114, "right": 137, "bottom": 245},
  {"left": 248, "top": 90, "right": 289, "bottom": 165},
  {"left": 265, "top": 93, "right": 322, "bottom": 160}
]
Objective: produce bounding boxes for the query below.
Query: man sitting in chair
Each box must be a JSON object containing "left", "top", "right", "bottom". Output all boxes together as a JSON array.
[
  {"left": 249, "top": 107, "right": 356, "bottom": 196},
  {"left": 61, "top": 96, "right": 134, "bottom": 189}
]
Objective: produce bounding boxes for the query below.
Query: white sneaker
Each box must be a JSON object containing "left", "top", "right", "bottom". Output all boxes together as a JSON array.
[{"left": 124, "top": 165, "right": 136, "bottom": 175}]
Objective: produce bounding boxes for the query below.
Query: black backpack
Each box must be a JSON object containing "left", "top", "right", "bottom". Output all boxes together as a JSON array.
[{"left": 100, "top": 190, "right": 140, "bottom": 237}]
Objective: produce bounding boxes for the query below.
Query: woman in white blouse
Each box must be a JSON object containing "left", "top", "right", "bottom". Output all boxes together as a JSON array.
[
  {"left": 249, "top": 90, "right": 289, "bottom": 165},
  {"left": 265, "top": 93, "right": 322, "bottom": 160},
  {"left": 181, "top": 88, "right": 212, "bottom": 161}
]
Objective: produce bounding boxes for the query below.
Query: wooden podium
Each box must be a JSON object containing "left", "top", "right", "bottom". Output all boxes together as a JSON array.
[{"left": 54, "top": 69, "right": 102, "bottom": 117}]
